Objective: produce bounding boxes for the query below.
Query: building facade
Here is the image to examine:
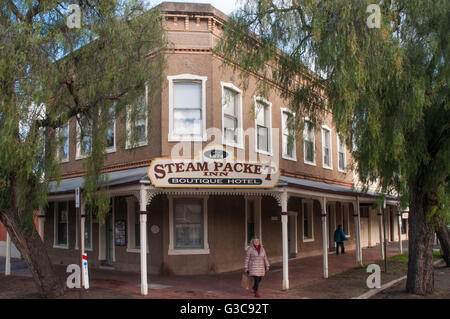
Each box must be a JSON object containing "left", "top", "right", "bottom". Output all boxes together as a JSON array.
[{"left": 36, "top": 3, "right": 407, "bottom": 294}]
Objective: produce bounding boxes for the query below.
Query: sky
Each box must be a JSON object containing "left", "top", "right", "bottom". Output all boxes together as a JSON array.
[{"left": 147, "top": 0, "right": 242, "bottom": 15}]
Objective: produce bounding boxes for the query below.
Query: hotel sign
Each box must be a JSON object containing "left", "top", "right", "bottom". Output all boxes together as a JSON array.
[{"left": 148, "top": 147, "right": 280, "bottom": 188}]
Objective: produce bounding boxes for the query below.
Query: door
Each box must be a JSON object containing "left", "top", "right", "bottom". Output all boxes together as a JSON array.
[
  {"left": 327, "top": 203, "right": 336, "bottom": 251},
  {"left": 360, "top": 218, "right": 369, "bottom": 247},
  {"left": 105, "top": 210, "right": 114, "bottom": 266},
  {"left": 288, "top": 214, "right": 297, "bottom": 259}
]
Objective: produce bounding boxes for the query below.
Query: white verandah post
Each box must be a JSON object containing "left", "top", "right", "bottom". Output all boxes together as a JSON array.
[
  {"left": 354, "top": 198, "right": 362, "bottom": 266},
  {"left": 80, "top": 199, "right": 86, "bottom": 286},
  {"left": 139, "top": 186, "right": 148, "bottom": 296},
  {"left": 321, "top": 197, "right": 328, "bottom": 278},
  {"left": 280, "top": 190, "right": 289, "bottom": 290}
]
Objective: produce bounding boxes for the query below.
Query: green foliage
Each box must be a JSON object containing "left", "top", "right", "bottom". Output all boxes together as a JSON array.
[
  {"left": 216, "top": 0, "right": 449, "bottom": 219},
  {"left": 0, "top": 1, "right": 166, "bottom": 228},
  {"left": 389, "top": 253, "right": 409, "bottom": 263},
  {"left": 433, "top": 250, "right": 443, "bottom": 260}
]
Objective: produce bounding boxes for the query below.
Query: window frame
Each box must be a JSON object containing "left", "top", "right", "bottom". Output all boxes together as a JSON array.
[
  {"left": 281, "top": 107, "right": 297, "bottom": 161},
  {"left": 53, "top": 201, "right": 69, "bottom": 249},
  {"left": 221, "top": 82, "right": 244, "bottom": 149},
  {"left": 321, "top": 125, "right": 333, "bottom": 170},
  {"left": 168, "top": 74, "right": 207, "bottom": 142},
  {"left": 168, "top": 196, "right": 210, "bottom": 255},
  {"left": 56, "top": 122, "right": 70, "bottom": 163},
  {"left": 105, "top": 106, "right": 116, "bottom": 154},
  {"left": 75, "top": 115, "right": 92, "bottom": 160},
  {"left": 302, "top": 199, "right": 314, "bottom": 242},
  {"left": 303, "top": 118, "right": 316, "bottom": 166},
  {"left": 337, "top": 135, "right": 347, "bottom": 173},
  {"left": 126, "top": 85, "right": 149, "bottom": 149},
  {"left": 254, "top": 96, "right": 273, "bottom": 156}
]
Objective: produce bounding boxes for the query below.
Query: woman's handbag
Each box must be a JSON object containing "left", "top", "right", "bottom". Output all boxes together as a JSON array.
[{"left": 241, "top": 272, "right": 251, "bottom": 290}]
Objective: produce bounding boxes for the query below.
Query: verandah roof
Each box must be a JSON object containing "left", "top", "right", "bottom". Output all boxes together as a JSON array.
[{"left": 48, "top": 166, "right": 395, "bottom": 201}]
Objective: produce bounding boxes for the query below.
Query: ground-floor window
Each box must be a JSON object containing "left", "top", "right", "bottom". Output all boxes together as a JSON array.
[
  {"left": 174, "top": 198, "right": 203, "bottom": 249},
  {"left": 169, "top": 196, "right": 209, "bottom": 255},
  {"left": 302, "top": 200, "right": 314, "bottom": 242},
  {"left": 54, "top": 201, "right": 69, "bottom": 248}
]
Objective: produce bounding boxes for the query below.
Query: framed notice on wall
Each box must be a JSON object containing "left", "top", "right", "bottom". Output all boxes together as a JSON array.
[{"left": 115, "top": 220, "right": 126, "bottom": 246}]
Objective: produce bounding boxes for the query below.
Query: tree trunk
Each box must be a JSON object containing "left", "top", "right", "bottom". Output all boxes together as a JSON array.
[
  {"left": 436, "top": 221, "right": 450, "bottom": 266},
  {"left": 406, "top": 186, "right": 435, "bottom": 295},
  {"left": 0, "top": 208, "right": 65, "bottom": 298}
]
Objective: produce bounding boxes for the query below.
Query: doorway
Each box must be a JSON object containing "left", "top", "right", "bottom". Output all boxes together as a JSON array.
[
  {"left": 327, "top": 203, "right": 336, "bottom": 252},
  {"left": 287, "top": 212, "right": 297, "bottom": 259},
  {"left": 99, "top": 198, "right": 115, "bottom": 267},
  {"left": 105, "top": 211, "right": 114, "bottom": 266}
]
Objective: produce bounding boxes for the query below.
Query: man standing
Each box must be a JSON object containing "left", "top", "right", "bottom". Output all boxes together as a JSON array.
[{"left": 334, "top": 225, "right": 348, "bottom": 255}]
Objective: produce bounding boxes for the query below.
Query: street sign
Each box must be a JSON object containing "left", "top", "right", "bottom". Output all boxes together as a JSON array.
[
  {"left": 82, "top": 253, "right": 89, "bottom": 289},
  {"left": 402, "top": 212, "right": 409, "bottom": 219},
  {"left": 75, "top": 187, "right": 80, "bottom": 208}
]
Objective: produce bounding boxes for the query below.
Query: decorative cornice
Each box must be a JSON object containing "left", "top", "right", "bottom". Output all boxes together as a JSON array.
[
  {"left": 280, "top": 169, "right": 353, "bottom": 188},
  {"left": 60, "top": 159, "right": 153, "bottom": 179}
]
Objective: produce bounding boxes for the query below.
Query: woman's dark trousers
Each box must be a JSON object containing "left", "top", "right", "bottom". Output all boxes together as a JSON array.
[{"left": 252, "top": 276, "right": 262, "bottom": 291}]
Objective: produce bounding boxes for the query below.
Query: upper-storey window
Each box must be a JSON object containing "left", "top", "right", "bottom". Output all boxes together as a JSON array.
[
  {"left": 105, "top": 106, "right": 116, "bottom": 153},
  {"left": 76, "top": 115, "right": 92, "bottom": 159},
  {"left": 254, "top": 97, "right": 272, "bottom": 155},
  {"left": 221, "top": 82, "right": 243, "bottom": 148},
  {"left": 56, "top": 122, "right": 69, "bottom": 162},
  {"left": 126, "top": 91, "right": 148, "bottom": 149},
  {"left": 303, "top": 119, "right": 315, "bottom": 165},
  {"left": 168, "top": 74, "right": 207, "bottom": 142},
  {"left": 281, "top": 108, "right": 296, "bottom": 161},
  {"left": 321, "top": 125, "right": 332, "bottom": 169},
  {"left": 337, "top": 135, "right": 347, "bottom": 172}
]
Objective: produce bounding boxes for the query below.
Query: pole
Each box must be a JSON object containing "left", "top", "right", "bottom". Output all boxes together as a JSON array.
[
  {"left": 280, "top": 190, "right": 289, "bottom": 290},
  {"left": 321, "top": 197, "right": 328, "bottom": 279},
  {"left": 378, "top": 209, "right": 384, "bottom": 260},
  {"left": 76, "top": 188, "right": 83, "bottom": 298},
  {"left": 140, "top": 186, "right": 148, "bottom": 296}
]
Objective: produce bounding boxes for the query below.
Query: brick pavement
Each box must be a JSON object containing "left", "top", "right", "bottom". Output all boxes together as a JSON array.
[{"left": 0, "top": 241, "right": 408, "bottom": 299}]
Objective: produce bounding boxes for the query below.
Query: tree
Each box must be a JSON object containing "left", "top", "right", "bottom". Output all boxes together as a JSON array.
[
  {"left": 0, "top": 0, "right": 165, "bottom": 298},
  {"left": 215, "top": 0, "right": 449, "bottom": 295}
]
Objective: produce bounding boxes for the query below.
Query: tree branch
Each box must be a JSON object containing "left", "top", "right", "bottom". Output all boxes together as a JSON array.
[{"left": 8, "top": 0, "right": 24, "bottom": 21}]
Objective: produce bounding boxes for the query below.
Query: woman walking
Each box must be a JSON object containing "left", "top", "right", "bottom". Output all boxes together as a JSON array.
[{"left": 244, "top": 238, "right": 270, "bottom": 298}]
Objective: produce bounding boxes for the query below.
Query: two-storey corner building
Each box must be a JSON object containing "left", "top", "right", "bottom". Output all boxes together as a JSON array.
[{"left": 39, "top": 2, "right": 407, "bottom": 294}]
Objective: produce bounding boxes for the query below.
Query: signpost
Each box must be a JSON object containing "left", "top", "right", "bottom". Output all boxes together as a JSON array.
[{"left": 75, "top": 187, "right": 83, "bottom": 297}]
